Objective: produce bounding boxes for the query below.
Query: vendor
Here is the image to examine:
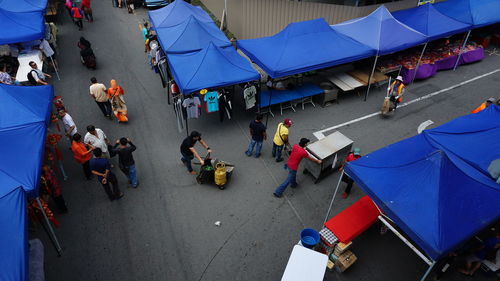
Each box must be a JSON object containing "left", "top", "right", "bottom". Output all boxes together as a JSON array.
[
  {"left": 0, "top": 64, "right": 15, "bottom": 85},
  {"left": 471, "top": 97, "right": 495, "bottom": 114},
  {"left": 388, "top": 76, "right": 405, "bottom": 110}
]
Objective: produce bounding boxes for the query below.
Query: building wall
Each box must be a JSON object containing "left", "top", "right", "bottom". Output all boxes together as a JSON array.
[{"left": 200, "top": 0, "right": 420, "bottom": 39}]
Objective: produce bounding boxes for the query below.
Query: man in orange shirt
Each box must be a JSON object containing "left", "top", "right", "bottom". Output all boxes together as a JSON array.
[
  {"left": 471, "top": 97, "right": 495, "bottom": 114},
  {"left": 71, "top": 133, "right": 94, "bottom": 180}
]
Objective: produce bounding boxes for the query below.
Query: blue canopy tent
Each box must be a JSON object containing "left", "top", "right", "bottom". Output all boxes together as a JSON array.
[
  {"left": 167, "top": 42, "right": 260, "bottom": 94},
  {"left": 0, "top": 84, "right": 54, "bottom": 281},
  {"left": 153, "top": 15, "right": 231, "bottom": 54},
  {"left": 331, "top": 5, "right": 428, "bottom": 100},
  {"left": 434, "top": 0, "right": 500, "bottom": 28},
  {"left": 338, "top": 105, "right": 500, "bottom": 280},
  {"left": 149, "top": 0, "right": 213, "bottom": 29},
  {"left": 0, "top": 0, "right": 47, "bottom": 12},
  {"left": 237, "top": 18, "right": 376, "bottom": 78},
  {"left": 0, "top": 9, "right": 45, "bottom": 45}
]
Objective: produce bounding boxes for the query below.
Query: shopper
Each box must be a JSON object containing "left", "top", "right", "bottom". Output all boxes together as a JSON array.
[
  {"left": 126, "top": 0, "right": 134, "bottom": 13},
  {"left": 340, "top": 148, "right": 362, "bottom": 199},
  {"left": 142, "top": 22, "right": 150, "bottom": 53},
  {"left": 107, "top": 79, "right": 128, "bottom": 123},
  {"left": 70, "top": 4, "right": 84, "bottom": 30},
  {"left": 112, "top": 138, "right": 138, "bottom": 188},
  {"left": 28, "top": 61, "right": 51, "bottom": 85},
  {"left": 274, "top": 138, "right": 321, "bottom": 198},
  {"left": 84, "top": 125, "right": 111, "bottom": 158},
  {"left": 58, "top": 109, "right": 77, "bottom": 141},
  {"left": 272, "top": 118, "right": 292, "bottom": 162},
  {"left": 81, "top": 0, "right": 93, "bottom": 22},
  {"left": 71, "top": 133, "right": 93, "bottom": 180},
  {"left": 245, "top": 114, "right": 266, "bottom": 158},
  {"left": 89, "top": 77, "right": 112, "bottom": 118},
  {"left": 180, "top": 131, "right": 212, "bottom": 175},
  {"left": 90, "top": 148, "right": 123, "bottom": 201}
]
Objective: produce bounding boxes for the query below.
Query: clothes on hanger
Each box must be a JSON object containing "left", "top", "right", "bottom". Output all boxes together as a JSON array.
[
  {"left": 218, "top": 89, "right": 233, "bottom": 122},
  {"left": 182, "top": 95, "right": 201, "bottom": 119},
  {"left": 243, "top": 83, "right": 257, "bottom": 109},
  {"left": 173, "top": 94, "right": 184, "bottom": 133},
  {"left": 204, "top": 91, "right": 219, "bottom": 113}
]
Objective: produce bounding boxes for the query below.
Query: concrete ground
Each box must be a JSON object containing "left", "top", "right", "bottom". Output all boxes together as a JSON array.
[{"left": 35, "top": 2, "right": 499, "bottom": 281}]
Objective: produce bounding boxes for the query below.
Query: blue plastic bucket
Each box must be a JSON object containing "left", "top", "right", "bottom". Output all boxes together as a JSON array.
[{"left": 300, "top": 228, "right": 320, "bottom": 248}]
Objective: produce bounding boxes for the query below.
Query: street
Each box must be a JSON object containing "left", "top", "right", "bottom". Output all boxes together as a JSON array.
[{"left": 37, "top": 2, "right": 499, "bottom": 281}]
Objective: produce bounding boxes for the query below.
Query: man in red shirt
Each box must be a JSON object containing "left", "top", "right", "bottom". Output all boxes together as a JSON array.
[
  {"left": 274, "top": 138, "right": 321, "bottom": 198},
  {"left": 341, "top": 147, "right": 362, "bottom": 199}
]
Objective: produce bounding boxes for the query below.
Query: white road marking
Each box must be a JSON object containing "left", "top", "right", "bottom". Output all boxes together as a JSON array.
[
  {"left": 313, "top": 68, "right": 500, "bottom": 139},
  {"left": 417, "top": 120, "right": 434, "bottom": 134}
]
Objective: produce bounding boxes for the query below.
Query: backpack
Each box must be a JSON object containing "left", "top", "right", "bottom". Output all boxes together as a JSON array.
[{"left": 27, "top": 70, "right": 37, "bottom": 85}]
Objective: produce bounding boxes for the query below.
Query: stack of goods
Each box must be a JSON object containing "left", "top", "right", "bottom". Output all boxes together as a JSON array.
[
  {"left": 377, "top": 58, "right": 400, "bottom": 73},
  {"left": 318, "top": 227, "right": 358, "bottom": 273}
]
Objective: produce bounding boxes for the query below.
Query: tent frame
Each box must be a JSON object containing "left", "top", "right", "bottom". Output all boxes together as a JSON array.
[
  {"left": 324, "top": 171, "right": 437, "bottom": 281},
  {"left": 36, "top": 197, "right": 62, "bottom": 256},
  {"left": 453, "top": 30, "right": 471, "bottom": 71}
]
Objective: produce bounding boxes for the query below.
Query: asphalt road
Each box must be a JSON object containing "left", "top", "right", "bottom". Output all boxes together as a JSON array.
[{"left": 36, "top": 2, "right": 500, "bottom": 281}]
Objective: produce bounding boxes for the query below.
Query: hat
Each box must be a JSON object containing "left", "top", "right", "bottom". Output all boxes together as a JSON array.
[
  {"left": 486, "top": 97, "right": 496, "bottom": 103},
  {"left": 299, "top": 138, "right": 310, "bottom": 147},
  {"left": 284, "top": 118, "right": 293, "bottom": 126},
  {"left": 353, "top": 147, "right": 361, "bottom": 156},
  {"left": 396, "top": 76, "right": 403, "bottom": 82}
]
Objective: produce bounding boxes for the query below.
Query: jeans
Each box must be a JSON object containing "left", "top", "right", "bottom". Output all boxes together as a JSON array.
[
  {"left": 126, "top": 164, "right": 138, "bottom": 187},
  {"left": 181, "top": 153, "right": 194, "bottom": 172},
  {"left": 96, "top": 101, "right": 112, "bottom": 117},
  {"left": 272, "top": 143, "right": 284, "bottom": 160},
  {"left": 275, "top": 168, "right": 297, "bottom": 196},
  {"left": 246, "top": 139, "right": 263, "bottom": 157}
]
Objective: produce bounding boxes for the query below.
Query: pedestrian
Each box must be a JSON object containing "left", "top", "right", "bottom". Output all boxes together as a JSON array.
[
  {"left": 180, "top": 131, "right": 212, "bottom": 175},
  {"left": 58, "top": 109, "right": 77, "bottom": 141},
  {"left": 112, "top": 137, "right": 138, "bottom": 187},
  {"left": 89, "top": 77, "right": 112, "bottom": 118},
  {"left": 70, "top": 3, "right": 84, "bottom": 30},
  {"left": 84, "top": 125, "right": 111, "bottom": 158},
  {"left": 107, "top": 79, "right": 128, "bottom": 123},
  {"left": 90, "top": 148, "right": 123, "bottom": 201},
  {"left": 81, "top": 0, "right": 93, "bottom": 22},
  {"left": 274, "top": 138, "right": 321, "bottom": 198},
  {"left": 64, "top": 0, "right": 73, "bottom": 17},
  {"left": 78, "top": 38, "right": 97, "bottom": 69},
  {"left": 471, "top": 97, "right": 495, "bottom": 114},
  {"left": 142, "top": 22, "right": 150, "bottom": 53},
  {"left": 245, "top": 114, "right": 266, "bottom": 158},
  {"left": 340, "top": 147, "right": 362, "bottom": 199},
  {"left": 272, "top": 118, "right": 292, "bottom": 162},
  {"left": 27, "top": 61, "right": 51, "bottom": 85},
  {"left": 71, "top": 133, "right": 94, "bottom": 180},
  {"left": 388, "top": 76, "right": 405, "bottom": 110},
  {"left": 126, "top": 0, "right": 134, "bottom": 13}
]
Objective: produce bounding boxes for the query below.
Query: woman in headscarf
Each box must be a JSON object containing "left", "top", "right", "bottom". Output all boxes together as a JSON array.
[
  {"left": 107, "top": 80, "right": 128, "bottom": 123},
  {"left": 78, "top": 37, "right": 96, "bottom": 69}
]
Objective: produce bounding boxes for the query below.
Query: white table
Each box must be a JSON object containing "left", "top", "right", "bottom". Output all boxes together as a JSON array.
[
  {"left": 327, "top": 72, "right": 364, "bottom": 92},
  {"left": 16, "top": 50, "right": 43, "bottom": 82},
  {"left": 281, "top": 245, "right": 328, "bottom": 281}
]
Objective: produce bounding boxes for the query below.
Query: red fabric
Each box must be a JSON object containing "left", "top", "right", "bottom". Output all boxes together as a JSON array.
[
  {"left": 287, "top": 144, "right": 309, "bottom": 171},
  {"left": 170, "top": 83, "right": 179, "bottom": 95},
  {"left": 325, "top": 196, "right": 380, "bottom": 243},
  {"left": 345, "top": 153, "right": 361, "bottom": 163},
  {"left": 71, "top": 7, "right": 83, "bottom": 18},
  {"left": 81, "top": 0, "right": 90, "bottom": 8}
]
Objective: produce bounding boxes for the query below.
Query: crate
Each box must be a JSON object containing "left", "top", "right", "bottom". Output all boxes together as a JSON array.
[
  {"left": 333, "top": 241, "right": 352, "bottom": 256},
  {"left": 334, "top": 250, "right": 357, "bottom": 273}
]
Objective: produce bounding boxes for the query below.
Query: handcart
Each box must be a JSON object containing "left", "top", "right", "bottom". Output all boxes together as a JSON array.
[{"left": 195, "top": 153, "right": 234, "bottom": 190}]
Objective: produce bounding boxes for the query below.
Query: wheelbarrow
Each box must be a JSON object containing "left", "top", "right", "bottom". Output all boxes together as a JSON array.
[{"left": 195, "top": 153, "right": 234, "bottom": 190}]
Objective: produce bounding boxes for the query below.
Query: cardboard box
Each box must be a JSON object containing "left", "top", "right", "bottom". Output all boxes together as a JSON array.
[
  {"left": 334, "top": 250, "right": 357, "bottom": 273},
  {"left": 333, "top": 241, "right": 352, "bottom": 256}
]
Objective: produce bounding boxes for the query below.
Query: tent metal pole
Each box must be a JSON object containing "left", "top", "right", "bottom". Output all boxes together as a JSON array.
[
  {"left": 364, "top": 55, "right": 379, "bottom": 101},
  {"left": 265, "top": 88, "right": 273, "bottom": 127},
  {"left": 378, "top": 215, "right": 433, "bottom": 266},
  {"left": 453, "top": 30, "right": 471, "bottom": 71},
  {"left": 411, "top": 43, "right": 428, "bottom": 85},
  {"left": 419, "top": 262, "right": 436, "bottom": 281},
  {"left": 50, "top": 56, "right": 60, "bottom": 81},
  {"left": 36, "top": 197, "right": 62, "bottom": 256},
  {"left": 323, "top": 170, "right": 344, "bottom": 225}
]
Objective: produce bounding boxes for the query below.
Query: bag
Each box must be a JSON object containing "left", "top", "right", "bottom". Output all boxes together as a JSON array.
[{"left": 27, "top": 70, "right": 37, "bottom": 85}]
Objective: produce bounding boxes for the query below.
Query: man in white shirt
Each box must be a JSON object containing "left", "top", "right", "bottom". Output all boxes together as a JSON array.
[
  {"left": 84, "top": 125, "right": 111, "bottom": 158},
  {"left": 29, "top": 61, "right": 51, "bottom": 85},
  {"left": 89, "top": 77, "right": 112, "bottom": 118},
  {"left": 58, "top": 110, "right": 77, "bottom": 141}
]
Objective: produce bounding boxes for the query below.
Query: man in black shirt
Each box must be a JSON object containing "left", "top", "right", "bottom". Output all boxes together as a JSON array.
[
  {"left": 245, "top": 114, "right": 267, "bottom": 158},
  {"left": 112, "top": 137, "right": 138, "bottom": 188},
  {"left": 180, "top": 131, "right": 211, "bottom": 175}
]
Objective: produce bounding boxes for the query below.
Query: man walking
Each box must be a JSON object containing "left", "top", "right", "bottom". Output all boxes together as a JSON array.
[
  {"left": 90, "top": 148, "right": 123, "bottom": 201},
  {"left": 112, "top": 137, "right": 138, "bottom": 188},
  {"left": 245, "top": 114, "right": 266, "bottom": 158},
  {"left": 340, "top": 147, "right": 362, "bottom": 199},
  {"left": 71, "top": 133, "right": 93, "bottom": 180},
  {"left": 274, "top": 138, "right": 321, "bottom": 198},
  {"left": 89, "top": 77, "right": 112, "bottom": 119},
  {"left": 272, "top": 118, "right": 292, "bottom": 162},
  {"left": 58, "top": 109, "right": 77, "bottom": 141},
  {"left": 84, "top": 125, "right": 111, "bottom": 158},
  {"left": 28, "top": 61, "right": 51, "bottom": 85},
  {"left": 180, "top": 131, "right": 212, "bottom": 175}
]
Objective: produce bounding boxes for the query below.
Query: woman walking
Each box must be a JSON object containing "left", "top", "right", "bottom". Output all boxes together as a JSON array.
[
  {"left": 107, "top": 79, "right": 128, "bottom": 123},
  {"left": 81, "top": 0, "right": 93, "bottom": 22},
  {"left": 71, "top": 3, "right": 84, "bottom": 30}
]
